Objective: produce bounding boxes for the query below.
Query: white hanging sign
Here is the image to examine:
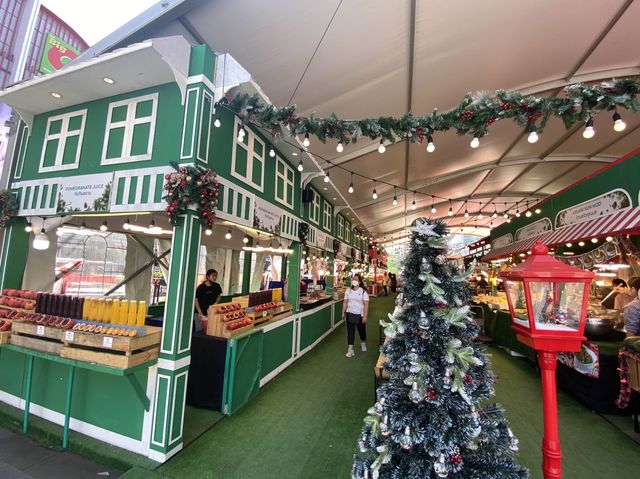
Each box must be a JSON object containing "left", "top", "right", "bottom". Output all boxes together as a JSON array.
[
  {"left": 555, "top": 188, "right": 632, "bottom": 229},
  {"left": 515, "top": 218, "right": 552, "bottom": 242},
  {"left": 57, "top": 173, "right": 114, "bottom": 213},
  {"left": 492, "top": 234, "right": 513, "bottom": 249}
]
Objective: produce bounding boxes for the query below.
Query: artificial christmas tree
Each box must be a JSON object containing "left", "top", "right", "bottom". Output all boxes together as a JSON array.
[{"left": 352, "top": 219, "right": 528, "bottom": 479}]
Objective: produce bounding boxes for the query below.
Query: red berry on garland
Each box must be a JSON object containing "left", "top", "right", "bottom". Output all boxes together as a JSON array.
[
  {"left": 435, "top": 299, "right": 447, "bottom": 309},
  {"left": 165, "top": 174, "right": 171, "bottom": 180},
  {"left": 464, "top": 375, "right": 473, "bottom": 386},
  {"left": 202, "top": 211, "right": 208, "bottom": 217},
  {"left": 425, "top": 389, "right": 437, "bottom": 401},
  {"left": 181, "top": 181, "right": 187, "bottom": 188},
  {"left": 499, "top": 102, "right": 510, "bottom": 110},
  {"left": 460, "top": 110, "right": 474, "bottom": 120},
  {"left": 182, "top": 196, "right": 190, "bottom": 204},
  {"left": 520, "top": 103, "right": 529, "bottom": 110},
  {"left": 486, "top": 117, "right": 496, "bottom": 126},
  {"left": 451, "top": 454, "right": 463, "bottom": 466}
]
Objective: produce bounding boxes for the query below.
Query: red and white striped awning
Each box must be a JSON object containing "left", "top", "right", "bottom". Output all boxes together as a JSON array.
[{"left": 482, "top": 206, "right": 640, "bottom": 261}]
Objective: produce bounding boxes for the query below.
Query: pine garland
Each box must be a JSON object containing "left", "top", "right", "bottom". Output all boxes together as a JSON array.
[
  {"left": 163, "top": 162, "right": 220, "bottom": 229},
  {"left": 0, "top": 190, "right": 18, "bottom": 229},
  {"left": 217, "top": 78, "right": 640, "bottom": 145}
]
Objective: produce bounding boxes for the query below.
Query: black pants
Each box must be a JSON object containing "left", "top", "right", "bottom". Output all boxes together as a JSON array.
[
  {"left": 346, "top": 314, "right": 366, "bottom": 345},
  {"left": 383, "top": 286, "right": 388, "bottom": 296}
]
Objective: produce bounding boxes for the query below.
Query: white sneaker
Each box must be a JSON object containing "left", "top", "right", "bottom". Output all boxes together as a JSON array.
[
  {"left": 361, "top": 343, "right": 367, "bottom": 352},
  {"left": 346, "top": 349, "right": 355, "bottom": 358}
]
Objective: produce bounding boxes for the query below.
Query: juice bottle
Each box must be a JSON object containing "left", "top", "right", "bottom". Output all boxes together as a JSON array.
[
  {"left": 82, "top": 298, "right": 90, "bottom": 320},
  {"left": 119, "top": 300, "right": 129, "bottom": 325},
  {"left": 104, "top": 299, "right": 112, "bottom": 323},
  {"left": 127, "top": 301, "right": 138, "bottom": 327},
  {"left": 111, "top": 299, "right": 120, "bottom": 324},
  {"left": 97, "top": 298, "right": 105, "bottom": 323},
  {"left": 136, "top": 301, "right": 146, "bottom": 327}
]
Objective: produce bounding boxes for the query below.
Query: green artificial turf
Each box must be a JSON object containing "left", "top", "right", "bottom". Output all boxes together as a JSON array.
[{"left": 158, "top": 295, "right": 640, "bottom": 479}]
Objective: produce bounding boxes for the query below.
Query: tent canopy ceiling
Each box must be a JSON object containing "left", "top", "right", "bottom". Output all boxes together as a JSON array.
[{"left": 78, "top": 1, "right": 640, "bottom": 239}]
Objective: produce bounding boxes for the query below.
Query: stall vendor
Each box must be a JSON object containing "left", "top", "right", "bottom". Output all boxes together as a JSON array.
[
  {"left": 623, "top": 277, "right": 640, "bottom": 337},
  {"left": 195, "top": 269, "right": 223, "bottom": 322}
]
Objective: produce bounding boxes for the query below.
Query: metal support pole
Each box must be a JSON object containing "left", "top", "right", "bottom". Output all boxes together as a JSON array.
[
  {"left": 63, "top": 365, "right": 76, "bottom": 448},
  {"left": 22, "top": 355, "right": 34, "bottom": 433},
  {"left": 539, "top": 350, "right": 562, "bottom": 479}
]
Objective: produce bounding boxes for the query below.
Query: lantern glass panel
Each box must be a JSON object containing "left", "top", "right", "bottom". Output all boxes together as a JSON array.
[
  {"left": 529, "top": 281, "right": 585, "bottom": 331},
  {"left": 505, "top": 280, "right": 529, "bottom": 328}
]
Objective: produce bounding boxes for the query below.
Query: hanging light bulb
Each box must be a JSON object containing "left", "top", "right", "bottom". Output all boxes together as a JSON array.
[
  {"left": 25, "top": 222, "right": 32, "bottom": 233},
  {"left": 527, "top": 126, "right": 539, "bottom": 143},
  {"left": 243, "top": 235, "right": 249, "bottom": 244},
  {"left": 578, "top": 241, "right": 585, "bottom": 247},
  {"left": 237, "top": 124, "right": 246, "bottom": 142},
  {"left": 225, "top": 229, "right": 232, "bottom": 240},
  {"left": 448, "top": 200, "right": 453, "bottom": 216},
  {"left": 535, "top": 207, "right": 542, "bottom": 214},
  {"left": 492, "top": 204, "right": 498, "bottom": 218},
  {"left": 213, "top": 116, "right": 221, "bottom": 128},
  {"left": 205, "top": 228, "right": 213, "bottom": 236},
  {"left": 336, "top": 142, "right": 344, "bottom": 152},
  {"left": 470, "top": 136, "right": 480, "bottom": 148},
  {"left": 477, "top": 202, "right": 483, "bottom": 219},
  {"left": 412, "top": 193, "right": 417, "bottom": 210},
  {"left": 323, "top": 171, "right": 330, "bottom": 183},
  {"left": 392, "top": 188, "right": 398, "bottom": 206},
  {"left": 269, "top": 146, "right": 276, "bottom": 158},
  {"left": 506, "top": 218, "right": 511, "bottom": 223},
  {"left": 426, "top": 135, "right": 435, "bottom": 153},
  {"left": 503, "top": 211, "right": 509, "bottom": 219},
  {"left": 525, "top": 209, "right": 532, "bottom": 217},
  {"left": 583, "top": 117, "right": 595, "bottom": 139},
  {"left": 123, "top": 218, "right": 131, "bottom": 230},
  {"left": 612, "top": 111, "right": 626, "bottom": 132},
  {"left": 303, "top": 133, "right": 310, "bottom": 147},
  {"left": 372, "top": 184, "right": 378, "bottom": 200},
  {"left": 515, "top": 207, "right": 521, "bottom": 218},
  {"left": 378, "top": 140, "right": 386, "bottom": 154},
  {"left": 348, "top": 173, "right": 354, "bottom": 193},
  {"left": 297, "top": 159, "right": 304, "bottom": 172},
  {"left": 464, "top": 203, "right": 469, "bottom": 218},
  {"left": 431, "top": 197, "right": 436, "bottom": 214},
  {"left": 33, "top": 228, "right": 49, "bottom": 250},
  {"left": 100, "top": 220, "right": 108, "bottom": 232}
]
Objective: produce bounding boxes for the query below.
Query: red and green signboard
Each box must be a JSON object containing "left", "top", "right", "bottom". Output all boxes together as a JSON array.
[{"left": 39, "top": 32, "right": 81, "bottom": 74}]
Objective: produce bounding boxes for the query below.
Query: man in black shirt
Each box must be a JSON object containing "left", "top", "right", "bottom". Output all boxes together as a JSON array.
[{"left": 195, "top": 269, "right": 223, "bottom": 322}]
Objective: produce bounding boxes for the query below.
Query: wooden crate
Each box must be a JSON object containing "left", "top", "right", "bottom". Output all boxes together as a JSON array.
[
  {"left": 12, "top": 322, "right": 65, "bottom": 341},
  {"left": 252, "top": 313, "right": 273, "bottom": 326},
  {"left": 245, "top": 310, "right": 271, "bottom": 321},
  {"left": 11, "top": 334, "right": 63, "bottom": 355},
  {"left": 60, "top": 344, "right": 159, "bottom": 369},
  {"left": 0, "top": 330, "right": 11, "bottom": 344},
  {"left": 63, "top": 326, "right": 162, "bottom": 352},
  {"left": 205, "top": 313, "right": 254, "bottom": 338},
  {"left": 270, "top": 310, "right": 292, "bottom": 323}
]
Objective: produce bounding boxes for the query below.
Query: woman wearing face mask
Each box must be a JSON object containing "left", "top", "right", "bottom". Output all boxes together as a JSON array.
[{"left": 342, "top": 273, "right": 370, "bottom": 357}]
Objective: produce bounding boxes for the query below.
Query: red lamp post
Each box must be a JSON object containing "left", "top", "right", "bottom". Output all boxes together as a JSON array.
[{"left": 499, "top": 241, "right": 594, "bottom": 479}]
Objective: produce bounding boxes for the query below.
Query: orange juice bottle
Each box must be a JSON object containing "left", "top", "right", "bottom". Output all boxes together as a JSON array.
[
  {"left": 111, "top": 299, "right": 121, "bottom": 324},
  {"left": 104, "top": 299, "right": 112, "bottom": 323},
  {"left": 82, "top": 298, "right": 91, "bottom": 320},
  {"left": 119, "top": 300, "right": 129, "bottom": 325},
  {"left": 97, "top": 298, "right": 105, "bottom": 322},
  {"left": 136, "top": 301, "right": 146, "bottom": 327},
  {"left": 127, "top": 301, "right": 138, "bottom": 327}
]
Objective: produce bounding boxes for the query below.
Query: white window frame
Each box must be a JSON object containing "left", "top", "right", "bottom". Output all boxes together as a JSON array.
[
  {"left": 101, "top": 93, "right": 158, "bottom": 165},
  {"left": 345, "top": 221, "right": 351, "bottom": 243},
  {"left": 309, "top": 188, "right": 320, "bottom": 225},
  {"left": 323, "top": 201, "right": 332, "bottom": 231},
  {"left": 39, "top": 109, "right": 87, "bottom": 173},
  {"left": 337, "top": 215, "right": 344, "bottom": 239},
  {"left": 231, "top": 117, "right": 265, "bottom": 192},
  {"left": 275, "top": 156, "right": 295, "bottom": 209}
]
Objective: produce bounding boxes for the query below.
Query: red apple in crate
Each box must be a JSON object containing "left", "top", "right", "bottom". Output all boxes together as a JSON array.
[
  {"left": 0, "top": 320, "right": 10, "bottom": 332},
  {"left": 24, "top": 301, "right": 35, "bottom": 310}
]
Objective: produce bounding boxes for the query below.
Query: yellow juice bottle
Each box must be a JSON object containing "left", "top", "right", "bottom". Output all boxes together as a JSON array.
[
  {"left": 127, "top": 301, "right": 138, "bottom": 327},
  {"left": 95, "top": 298, "right": 104, "bottom": 322},
  {"left": 104, "top": 299, "right": 112, "bottom": 324},
  {"left": 136, "top": 301, "right": 146, "bottom": 327},
  {"left": 119, "top": 300, "right": 129, "bottom": 325},
  {"left": 82, "top": 298, "right": 91, "bottom": 320},
  {"left": 111, "top": 299, "right": 120, "bottom": 324}
]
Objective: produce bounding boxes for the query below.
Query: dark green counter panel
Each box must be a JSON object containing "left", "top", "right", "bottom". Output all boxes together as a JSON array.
[
  {"left": 0, "top": 348, "right": 147, "bottom": 440},
  {"left": 261, "top": 322, "right": 294, "bottom": 379},
  {"left": 224, "top": 331, "right": 263, "bottom": 414},
  {"left": 333, "top": 300, "right": 343, "bottom": 325},
  {"left": 300, "top": 307, "right": 332, "bottom": 351}
]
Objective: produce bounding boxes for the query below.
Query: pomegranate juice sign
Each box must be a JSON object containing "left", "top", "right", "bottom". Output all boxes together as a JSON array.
[
  {"left": 555, "top": 189, "right": 631, "bottom": 229},
  {"left": 39, "top": 32, "right": 81, "bottom": 74},
  {"left": 515, "top": 217, "right": 552, "bottom": 242},
  {"left": 253, "top": 197, "right": 282, "bottom": 234},
  {"left": 57, "top": 173, "right": 113, "bottom": 213}
]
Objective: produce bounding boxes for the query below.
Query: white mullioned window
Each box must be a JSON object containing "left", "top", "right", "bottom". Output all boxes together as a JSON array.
[
  {"left": 323, "top": 201, "right": 332, "bottom": 231},
  {"left": 345, "top": 220, "right": 351, "bottom": 243},
  {"left": 275, "top": 156, "right": 295, "bottom": 208},
  {"left": 337, "top": 215, "right": 344, "bottom": 239},
  {"left": 231, "top": 117, "right": 265, "bottom": 192},
  {"left": 39, "top": 109, "right": 87, "bottom": 172},
  {"left": 101, "top": 93, "right": 158, "bottom": 165},
  {"left": 309, "top": 188, "right": 320, "bottom": 224}
]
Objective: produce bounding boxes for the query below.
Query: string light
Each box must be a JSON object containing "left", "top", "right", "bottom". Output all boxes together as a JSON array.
[
  {"left": 431, "top": 196, "right": 436, "bottom": 214},
  {"left": 470, "top": 136, "right": 480, "bottom": 148},
  {"left": 303, "top": 133, "right": 310, "bottom": 147},
  {"left": 25, "top": 222, "right": 32, "bottom": 233},
  {"left": 372, "top": 181, "right": 378, "bottom": 200},
  {"left": 583, "top": 117, "right": 595, "bottom": 139},
  {"left": 492, "top": 203, "right": 498, "bottom": 218},
  {"left": 478, "top": 202, "right": 483, "bottom": 219},
  {"left": 527, "top": 126, "right": 539, "bottom": 143},
  {"left": 243, "top": 235, "right": 249, "bottom": 244},
  {"left": 612, "top": 110, "right": 626, "bottom": 132},
  {"left": 525, "top": 201, "right": 532, "bottom": 217},
  {"left": 515, "top": 206, "right": 521, "bottom": 218},
  {"left": 225, "top": 229, "right": 232, "bottom": 240},
  {"left": 426, "top": 135, "right": 435, "bottom": 153},
  {"left": 348, "top": 173, "right": 354, "bottom": 193},
  {"left": 448, "top": 200, "right": 453, "bottom": 216},
  {"left": 412, "top": 193, "right": 417, "bottom": 210},
  {"left": 464, "top": 202, "right": 469, "bottom": 218},
  {"left": 205, "top": 228, "right": 213, "bottom": 236},
  {"left": 297, "top": 159, "right": 304, "bottom": 172},
  {"left": 213, "top": 116, "right": 221, "bottom": 128},
  {"left": 324, "top": 171, "right": 330, "bottom": 183},
  {"left": 392, "top": 187, "right": 398, "bottom": 206},
  {"left": 535, "top": 207, "right": 542, "bottom": 214},
  {"left": 378, "top": 140, "right": 386, "bottom": 154},
  {"left": 269, "top": 146, "right": 276, "bottom": 157},
  {"left": 237, "top": 124, "right": 246, "bottom": 142},
  {"left": 336, "top": 142, "right": 344, "bottom": 152}
]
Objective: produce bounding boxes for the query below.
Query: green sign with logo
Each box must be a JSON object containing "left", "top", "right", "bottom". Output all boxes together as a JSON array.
[{"left": 39, "top": 32, "right": 81, "bottom": 74}]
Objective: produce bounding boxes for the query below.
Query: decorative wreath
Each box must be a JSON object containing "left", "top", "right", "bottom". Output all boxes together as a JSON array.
[
  {"left": 163, "top": 162, "right": 220, "bottom": 229},
  {"left": 0, "top": 190, "right": 18, "bottom": 229}
]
